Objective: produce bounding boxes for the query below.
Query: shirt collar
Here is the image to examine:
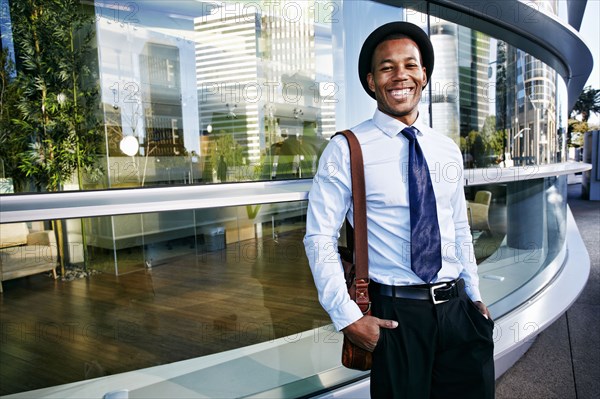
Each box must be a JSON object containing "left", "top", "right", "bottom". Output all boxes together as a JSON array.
[{"left": 372, "top": 108, "right": 427, "bottom": 137}]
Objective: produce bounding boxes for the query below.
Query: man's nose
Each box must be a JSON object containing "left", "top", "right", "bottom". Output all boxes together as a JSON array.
[{"left": 391, "top": 67, "right": 408, "bottom": 80}]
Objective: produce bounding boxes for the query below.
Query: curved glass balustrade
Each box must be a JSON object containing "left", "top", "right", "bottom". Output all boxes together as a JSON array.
[
  {"left": 0, "top": 172, "right": 581, "bottom": 396},
  {"left": 467, "top": 175, "right": 568, "bottom": 318}
]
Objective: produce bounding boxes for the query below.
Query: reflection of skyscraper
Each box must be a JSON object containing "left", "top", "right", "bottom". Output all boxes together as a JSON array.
[
  {"left": 429, "top": 22, "right": 460, "bottom": 143},
  {"left": 428, "top": 22, "right": 492, "bottom": 144},
  {"left": 95, "top": 10, "right": 200, "bottom": 166},
  {"left": 498, "top": 0, "right": 559, "bottom": 166},
  {"left": 195, "top": 12, "right": 261, "bottom": 160},
  {"left": 194, "top": 3, "right": 334, "bottom": 163},
  {"left": 458, "top": 27, "right": 490, "bottom": 135},
  {"left": 502, "top": 44, "right": 557, "bottom": 165},
  {"left": 524, "top": 54, "right": 557, "bottom": 164},
  {"left": 140, "top": 43, "right": 185, "bottom": 157}
]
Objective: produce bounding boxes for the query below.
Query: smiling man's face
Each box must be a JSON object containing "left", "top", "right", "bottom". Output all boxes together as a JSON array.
[{"left": 367, "top": 37, "right": 427, "bottom": 125}]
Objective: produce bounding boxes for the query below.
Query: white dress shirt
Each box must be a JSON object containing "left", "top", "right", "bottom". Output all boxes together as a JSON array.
[{"left": 304, "top": 109, "right": 482, "bottom": 331}]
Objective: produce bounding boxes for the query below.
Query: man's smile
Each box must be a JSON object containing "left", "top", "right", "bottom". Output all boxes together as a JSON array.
[{"left": 389, "top": 87, "right": 414, "bottom": 99}]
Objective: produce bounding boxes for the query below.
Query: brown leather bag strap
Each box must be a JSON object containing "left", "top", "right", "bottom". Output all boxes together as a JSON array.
[{"left": 334, "top": 130, "right": 368, "bottom": 282}]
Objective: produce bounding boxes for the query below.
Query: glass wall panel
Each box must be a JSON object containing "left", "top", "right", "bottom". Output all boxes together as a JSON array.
[
  {"left": 466, "top": 175, "right": 568, "bottom": 317},
  {"left": 0, "top": 201, "right": 332, "bottom": 395},
  {"left": 0, "top": 1, "right": 336, "bottom": 193},
  {"left": 0, "top": 174, "right": 571, "bottom": 395},
  {"left": 425, "top": 15, "right": 559, "bottom": 168},
  {"left": 0, "top": 0, "right": 569, "bottom": 194},
  {"left": 92, "top": 0, "right": 336, "bottom": 188},
  {"left": 85, "top": 210, "right": 200, "bottom": 275}
]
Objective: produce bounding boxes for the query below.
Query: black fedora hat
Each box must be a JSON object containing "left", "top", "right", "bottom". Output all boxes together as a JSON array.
[{"left": 358, "top": 21, "right": 434, "bottom": 99}]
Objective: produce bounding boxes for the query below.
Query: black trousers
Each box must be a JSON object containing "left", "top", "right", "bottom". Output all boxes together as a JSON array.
[{"left": 370, "top": 286, "right": 495, "bottom": 399}]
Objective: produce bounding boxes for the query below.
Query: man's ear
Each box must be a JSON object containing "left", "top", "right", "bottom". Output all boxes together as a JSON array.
[
  {"left": 421, "top": 67, "right": 427, "bottom": 87},
  {"left": 367, "top": 72, "right": 375, "bottom": 93}
]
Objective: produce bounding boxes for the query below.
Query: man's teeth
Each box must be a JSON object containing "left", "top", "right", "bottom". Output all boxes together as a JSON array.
[{"left": 391, "top": 89, "right": 411, "bottom": 96}]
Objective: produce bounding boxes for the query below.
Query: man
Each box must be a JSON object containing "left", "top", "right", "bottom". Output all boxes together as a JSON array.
[{"left": 304, "top": 22, "right": 495, "bottom": 398}]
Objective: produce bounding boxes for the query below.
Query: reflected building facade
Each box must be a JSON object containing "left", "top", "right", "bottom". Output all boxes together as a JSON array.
[
  {"left": 503, "top": 45, "right": 559, "bottom": 166},
  {"left": 195, "top": 4, "right": 334, "bottom": 181}
]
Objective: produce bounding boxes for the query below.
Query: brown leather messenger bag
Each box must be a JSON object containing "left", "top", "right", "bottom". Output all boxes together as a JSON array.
[{"left": 335, "top": 130, "right": 372, "bottom": 371}]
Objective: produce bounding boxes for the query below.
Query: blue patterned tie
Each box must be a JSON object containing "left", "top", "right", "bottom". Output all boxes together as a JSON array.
[{"left": 401, "top": 126, "right": 442, "bottom": 283}]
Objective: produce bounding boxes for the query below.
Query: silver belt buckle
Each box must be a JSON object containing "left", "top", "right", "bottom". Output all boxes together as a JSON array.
[{"left": 430, "top": 282, "right": 450, "bottom": 305}]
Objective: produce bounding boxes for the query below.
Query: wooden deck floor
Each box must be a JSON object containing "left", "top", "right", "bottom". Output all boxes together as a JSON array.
[{"left": 0, "top": 230, "right": 328, "bottom": 396}]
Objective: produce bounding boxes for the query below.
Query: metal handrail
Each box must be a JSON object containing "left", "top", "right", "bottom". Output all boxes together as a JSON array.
[{"left": 0, "top": 163, "right": 591, "bottom": 223}]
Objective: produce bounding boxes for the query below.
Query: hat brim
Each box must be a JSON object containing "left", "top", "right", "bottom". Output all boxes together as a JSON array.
[{"left": 358, "top": 22, "right": 434, "bottom": 99}]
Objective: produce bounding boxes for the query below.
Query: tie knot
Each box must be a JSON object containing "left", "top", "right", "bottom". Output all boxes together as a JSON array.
[{"left": 401, "top": 126, "right": 419, "bottom": 141}]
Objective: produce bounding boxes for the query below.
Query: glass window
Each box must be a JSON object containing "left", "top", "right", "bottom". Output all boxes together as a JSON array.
[
  {"left": 94, "top": 0, "right": 336, "bottom": 188},
  {"left": 1, "top": 1, "right": 336, "bottom": 193},
  {"left": 465, "top": 175, "right": 568, "bottom": 317},
  {"left": 1, "top": 0, "right": 565, "bottom": 193},
  {"left": 1, "top": 201, "right": 336, "bottom": 395},
  {"left": 425, "top": 16, "right": 559, "bottom": 168}
]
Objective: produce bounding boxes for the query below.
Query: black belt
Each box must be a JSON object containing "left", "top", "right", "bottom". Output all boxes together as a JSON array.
[{"left": 373, "top": 279, "right": 465, "bottom": 304}]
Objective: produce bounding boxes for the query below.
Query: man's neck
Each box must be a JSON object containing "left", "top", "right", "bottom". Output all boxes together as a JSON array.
[{"left": 377, "top": 107, "right": 419, "bottom": 126}]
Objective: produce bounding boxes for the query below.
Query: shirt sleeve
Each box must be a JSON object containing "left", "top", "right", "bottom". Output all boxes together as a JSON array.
[
  {"left": 451, "top": 164, "right": 483, "bottom": 303},
  {"left": 303, "top": 136, "right": 365, "bottom": 331}
]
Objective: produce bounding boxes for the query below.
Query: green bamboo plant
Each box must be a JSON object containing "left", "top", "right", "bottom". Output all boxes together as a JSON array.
[{"left": 3, "top": 0, "right": 103, "bottom": 275}]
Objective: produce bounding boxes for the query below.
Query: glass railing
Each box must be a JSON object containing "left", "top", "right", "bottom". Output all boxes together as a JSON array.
[
  {"left": 466, "top": 175, "right": 568, "bottom": 318},
  {"left": 0, "top": 168, "right": 581, "bottom": 396}
]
